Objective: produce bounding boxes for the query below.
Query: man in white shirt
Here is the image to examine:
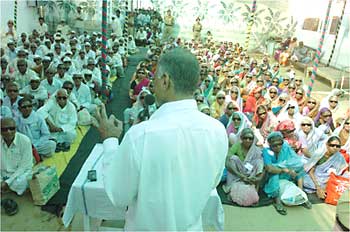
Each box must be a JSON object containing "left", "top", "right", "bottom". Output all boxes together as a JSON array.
[
  {"left": 37, "top": 17, "right": 48, "bottom": 36},
  {"left": 95, "top": 48, "right": 228, "bottom": 231},
  {"left": 17, "top": 98, "right": 56, "bottom": 157},
  {"left": 37, "top": 89, "right": 77, "bottom": 152},
  {"left": 1, "top": 117, "right": 33, "bottom": 195},
  {"left": 20, "top": 75, "right": 48, "bottom": 109},
  {"left": 72, "top": 73, "right": 96, "bottom": 113},
  {"left": 14, "top": 59, "right": 38, "bottom": 89},
  {"left": 41, "top": 67, "right": 62, "bottom": 97}
]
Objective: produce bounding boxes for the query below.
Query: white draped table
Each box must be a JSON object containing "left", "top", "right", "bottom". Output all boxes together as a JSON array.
[{"left": 62, "top": 144, "right": 224, "bottom": 231}]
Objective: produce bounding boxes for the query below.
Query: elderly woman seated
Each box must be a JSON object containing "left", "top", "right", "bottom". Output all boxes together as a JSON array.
[
  {"left": 224, "top": 128, "right": 264, "bottom": 206},
  {"left": 263, "top": 132, "right": 312, "bottom": 215},
  {"left": 297, "top": 116, "right": 328, "bottom": 159},
  {"left": 303, "top": 136, "right": 348, "bottom": 200}
]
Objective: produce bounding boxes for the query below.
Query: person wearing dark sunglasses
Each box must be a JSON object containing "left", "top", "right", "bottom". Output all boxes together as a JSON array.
[
  {"left": 263, "top": 131, "right": 312, "bottom": 216},
  {"left": 37, "top": 88, "right": 77, "bottom": 152},
  {"left": 1, "top": 117, "right": 33, "bottom": 196},
  {"left": 303, "top": 136, "right": 347, "bottom": 200},
  {"left": 332, "top": 117, "right": 350, "bottom": 151},
  {"left": 224, "top": 128, "right": 263, "bottom": 206},
  {"left": 297, "top": 117, "right": 328, "bottom": 159}
]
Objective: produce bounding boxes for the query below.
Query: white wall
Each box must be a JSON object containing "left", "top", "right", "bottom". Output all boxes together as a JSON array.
[
  {"left": 289, "top": 0, "right": 350, "bottom": 69},
  {"left": 1, "top": 0, "right": 39, "bottom": 35}
]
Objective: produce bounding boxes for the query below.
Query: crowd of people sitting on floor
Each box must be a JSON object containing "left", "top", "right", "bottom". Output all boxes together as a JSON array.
[
  {"left": 1, "top": 8, "right": 349, "bottom": 218},
  {"left": 124, "top": 30, "right": 349, "bottom": 216}
]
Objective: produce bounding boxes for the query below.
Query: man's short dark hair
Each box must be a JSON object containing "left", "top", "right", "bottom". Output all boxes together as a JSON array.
[{"left": 157, "top": 48, "right": 199, "bottom": 95}]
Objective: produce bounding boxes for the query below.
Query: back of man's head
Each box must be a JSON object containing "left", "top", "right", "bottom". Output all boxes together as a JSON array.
[{"left": 157, "top": 48, "right": 199, "bottom": 95}]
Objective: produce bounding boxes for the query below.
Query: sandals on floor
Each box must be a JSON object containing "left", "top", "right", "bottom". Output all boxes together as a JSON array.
[
  {"left": 302, "top": 200, "right": 313, "bottom": 209},
  {"left": 1, "top": 198, "right": 18, "bottom": 216},
  {"left": 273, "top": 202, "right": 287, "bottom": 215}
]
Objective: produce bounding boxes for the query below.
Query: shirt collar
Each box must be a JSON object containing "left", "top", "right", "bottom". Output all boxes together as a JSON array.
[
  {"left": 1, "top": 133, "right": 19, "bottom": 147},
  {"left": 150, "top": 99, "right": 197, "bottom": 120}
]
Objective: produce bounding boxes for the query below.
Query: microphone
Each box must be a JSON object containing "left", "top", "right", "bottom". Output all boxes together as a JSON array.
[
  {"left": 138, "top": 94, "right": 156, "bottom": 122},
  {"left": 144, "top": 94, "right": 155, "bottom": 106}
]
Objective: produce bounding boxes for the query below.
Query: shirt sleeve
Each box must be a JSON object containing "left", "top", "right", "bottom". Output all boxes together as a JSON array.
[{"left": 102, "top": 132, "right": 140, "bottom": 208}]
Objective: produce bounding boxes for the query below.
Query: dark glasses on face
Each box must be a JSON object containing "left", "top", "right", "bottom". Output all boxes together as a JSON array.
[
  {"left": 283, "top": 79, "right": 289, "bottom": 81},
  {"left": 242, "top": 137, "right": 254, "bottom": 141},
  {"left": 196, "top": 99, "right": 204, "bottom": 103},
  {"left": 288, "top": 87, "right": 295, "bottom": 89},
  {"left": 217, "top": 97, "right": 225, "bottom": 100},
  {"left": 296, "top": 92, "right": 303, "bottom": 95},
  {"left": 345, "top": 122, "right": 350, "bottom": 125},
  {"left": 308, "top": 101, "right": 316, "bottom": 104},
  {"left": 279, "top": 99, "right": 285, "bottom": 102},
  {"left": 64, "top": 87, "right": 73, "bottom": 90},
  {"left": 295, "top": 80, "right": 302, "bottom": 82},
  {"left": 271, "top": 142, "right": 283, "bottom": 148},
  {"left": 205, "top": 80, "right": 210, "bottom": 82},
  {"left": 214, "top": 87, "right": 220, "bottom": 90},
  {"left": 20, "top": 104, "right": 33, "bottom": 109},
  {"left": 232, "top": 117, "right": 241, "bottom": 121},
  {"left": 231, "top": 91, "right": 238, "bottom": 94},
  {"left": 257, "top": 80, "right": 263, "bottom": 83},
  {"left": 288, "top": 106, "right": 295, "bottom": 110},
  {"left": 227, "top": 107, "right": 236, "bottom": 110},
  {"left": 329, "top": 100, "right": 338, "bottom": 103},
  {"left": 272, "top": 81, "right": 279, "bottom": 83},
  {"left": 328, "top": 144, "right": 341, "bottom": 148},
  {"left": 1, "top": 127, "right": 16, "bottom": 132},
  {"left": 270, "top": 91, "right": 277, "bottom": 94},
  {"left": 258, "top": 112, "right": 266, "bottom": 116},
  {"left": 301, "top": 123, "right": 311, "bottom": 127}
]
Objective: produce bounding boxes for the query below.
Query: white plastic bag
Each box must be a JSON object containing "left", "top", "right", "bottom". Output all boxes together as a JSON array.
[{"left": 279, "top": 179, "right": 308, "bottom": 206}]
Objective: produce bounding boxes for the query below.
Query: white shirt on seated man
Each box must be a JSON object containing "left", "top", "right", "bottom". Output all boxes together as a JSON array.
[
  {"left": 95, "top": 48, "right": 228, "bottom": 231},
  {"left": 1, "top": 118, "right": 33, "bottom": 195},
  {"left": 37, "top": 88, "right": 77, "bottom": 151}
]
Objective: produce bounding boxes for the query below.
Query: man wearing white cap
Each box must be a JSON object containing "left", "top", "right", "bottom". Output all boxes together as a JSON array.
[
  {"left": 14, "top": 59, "right": 37, "bottom": 89},
  {"left": 72, "top": 72, "right": 96, "bottom": 114},
  {"left": 73, "top": 50, "right": 87, "bottom": 72},
  {"left": 63, "top": 57, "right": 76, "bottom": 76},
  {"left": 20, "top": 75, "right": 48, "bottom": 109},
  {"left": 41, "top": 66, "right": 62, "bottom": 97},
  {"left": 84, "top": 42, "right": 96, "bottom": 60}
]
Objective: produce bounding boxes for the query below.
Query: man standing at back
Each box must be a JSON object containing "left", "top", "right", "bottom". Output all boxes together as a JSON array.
[{"left": 96, "top": 48, "right": 228, "bottom": 231}]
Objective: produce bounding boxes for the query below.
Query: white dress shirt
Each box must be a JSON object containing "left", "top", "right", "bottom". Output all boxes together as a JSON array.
[
  {"left": 102, "top": 99, "right": 228, "bottom": 231},
  {"left": 1, "top": 132, "right": 33, "bottom": 194}
]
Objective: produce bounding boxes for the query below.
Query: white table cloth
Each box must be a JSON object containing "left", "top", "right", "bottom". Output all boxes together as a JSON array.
[{"left": 62, "top": 144, "right": 224, "bottom": 231}]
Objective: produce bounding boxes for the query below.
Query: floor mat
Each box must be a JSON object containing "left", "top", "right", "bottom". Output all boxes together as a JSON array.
[
  {"left": 37, "top": 126, "right": 90, "bottom": 177},
  {"left": 217, "top": 182, "right": 324, "bottom": 208}
]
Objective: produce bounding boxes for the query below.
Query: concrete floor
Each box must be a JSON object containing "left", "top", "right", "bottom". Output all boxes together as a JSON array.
[
  {"left": 0, "top": 190, "right": 337, "bottom": 231},
  {"left": 1, "top": 53, "right": 348, "bottom": 231}
]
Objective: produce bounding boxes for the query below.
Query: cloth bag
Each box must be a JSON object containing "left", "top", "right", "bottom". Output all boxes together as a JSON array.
[
  {"left": 229, "top": 182, "right": 259, "bottom": 206},
  {"left": 29, "top": 166, "right": 60, "bottom": 205},
  {"left": 279, "top": 179, "right": 308, "bottom": 206},
  {"left": 78, "top": 108, "right": 92, "bottom": 126},
  {"left": 325, "top": 172, "right": 350, "bottom": 205}
]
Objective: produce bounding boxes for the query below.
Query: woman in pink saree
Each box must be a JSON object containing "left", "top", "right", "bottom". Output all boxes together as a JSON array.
[{"left": 129, "top": 68, "right": 150, "bottom": 102}]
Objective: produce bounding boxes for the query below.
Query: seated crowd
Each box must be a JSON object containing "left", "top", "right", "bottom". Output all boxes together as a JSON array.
[
  {"left": 1, "top": 11, "right": 349, "bottom": 218},
  {"left": 1, "top": 15, "right": 134, "bottom": 196},
  {"left": 124, "top": 33, "right": 349, "bottom": 216}
]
